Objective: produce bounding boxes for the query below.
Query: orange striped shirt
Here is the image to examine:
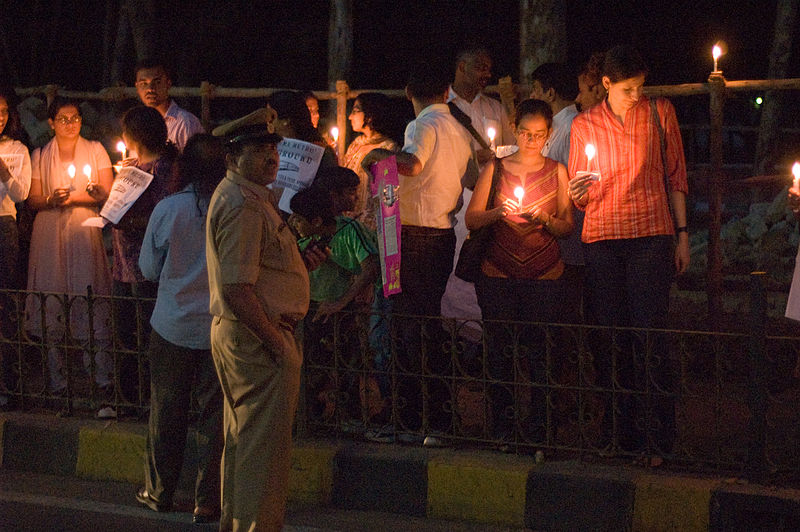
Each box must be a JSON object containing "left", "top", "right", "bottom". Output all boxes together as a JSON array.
[{"left": 568, "top": 96, "right": 687, "bottom": 243}]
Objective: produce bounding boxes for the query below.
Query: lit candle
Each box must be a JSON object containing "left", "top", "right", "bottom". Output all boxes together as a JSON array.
[
  {"left": 585, "top": 143, "right": 596, "bottom": 164},
  {"left": 67, "top": 163, "right": 76, "bottom": 180},
  {"left": 793, "top": 162, "right": 800, "bottom": 191},
  {"left": 83, "top": 164, "right": 92, "bottom": 184},
  {"left": 487, "top": 127, "right": 497, "bottom": 151},
  {"left": 513, "top": 186, "right": 524, "bottom": 208},
  {"left": 330, "top": 127, "right": 339, "bottom": 143},
  {"left": 116, "top": 140, "right": 127, "bottom": 160},
  {"left": 712, "top": 44, "right": 722, "bottom": 73}
]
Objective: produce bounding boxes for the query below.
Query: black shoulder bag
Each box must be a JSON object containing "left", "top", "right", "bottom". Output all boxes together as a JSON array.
[{"left": 455, "top": 157, "right": 502, "bottom": 283}]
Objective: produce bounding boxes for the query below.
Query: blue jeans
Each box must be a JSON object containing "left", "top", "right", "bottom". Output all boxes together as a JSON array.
[
  {"left": 390, "top": 226, "right": 455, "bottom": 433},
  {"left": 583, "top": 236, "right": 675, "bottom": 453}
]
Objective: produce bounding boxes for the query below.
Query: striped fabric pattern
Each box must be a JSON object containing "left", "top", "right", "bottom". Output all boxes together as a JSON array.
[
  {"left": 568, "top": 96, "right": 688, "bottom": 243},
  {"left": 483, "top": 158, "right": 561, "bottom": 279}
]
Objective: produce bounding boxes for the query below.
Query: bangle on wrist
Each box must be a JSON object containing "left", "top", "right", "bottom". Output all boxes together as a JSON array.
[{"left": 676, "top": 226, "right": 688, "bottom": 234}]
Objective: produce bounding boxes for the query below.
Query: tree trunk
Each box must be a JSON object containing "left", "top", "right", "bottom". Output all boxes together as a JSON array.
[
  {"left": 519, "top": 0, "right": 567, "bottom": 82},
  {"left": 753, "top": 0, "right": 798, "bottom": 176},
  {"left": 328, "top": 0, "right": 353, "bottom": 91},
  {"left": 101, "top": 0, "right": 118, "bottom": 86},
  {"left": 110, "top": 0, "right": 159, "bottom": 85}
]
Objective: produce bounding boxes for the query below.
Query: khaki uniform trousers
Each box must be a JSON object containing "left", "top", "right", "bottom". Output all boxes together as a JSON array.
[{"left": 211, "top": 316, "right": 302, "bottom": 532}]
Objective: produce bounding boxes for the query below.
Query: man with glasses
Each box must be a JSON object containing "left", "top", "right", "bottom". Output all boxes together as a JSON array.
[{"left": 134, "top": 60, "right": 204, "bottom": 151}]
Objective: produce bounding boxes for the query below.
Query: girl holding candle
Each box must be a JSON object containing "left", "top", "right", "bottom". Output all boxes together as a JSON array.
[
  {"left": 24, "top": 97, "right": 114, "bottom": 402},
  {"left": 0, "top": 86, "right": 31, "bottom": 409},
  {"left": 465, "top": 98, "right": 573, "bottom": 451}
]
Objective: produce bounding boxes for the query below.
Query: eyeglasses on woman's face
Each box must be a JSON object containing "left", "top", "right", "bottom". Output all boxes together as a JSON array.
[{"left": 54, "top": 114, "right": 82, "bottom": 125}]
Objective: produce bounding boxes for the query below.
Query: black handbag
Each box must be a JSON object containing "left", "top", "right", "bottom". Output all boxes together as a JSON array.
[{"left": 455, "top": 157, "right": 502, "bottom": 283}]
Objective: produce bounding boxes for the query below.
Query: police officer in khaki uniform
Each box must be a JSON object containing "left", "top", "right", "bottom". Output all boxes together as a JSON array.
[{"left": 207, "top": 111, "right": 322, "bottom": 532}]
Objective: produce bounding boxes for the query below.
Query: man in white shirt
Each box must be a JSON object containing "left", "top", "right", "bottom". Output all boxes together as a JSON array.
[
  {"left": 135, "top": 61, "right": 204, "bottom": 151},
  {"left": 363, "top": 67, "right": 475, "bottom": 445},
  {"left": 530, "top": 62, "right": 583, "bottom": 319},
  {"left": 448, "top": 48, "right": 514, "bottom": 166}
]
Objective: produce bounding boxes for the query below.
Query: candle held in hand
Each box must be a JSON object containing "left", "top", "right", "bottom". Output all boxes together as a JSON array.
[
  {"left": 83, "top": 164, "right": 92, "bottom": 184},
  {"left": 116, "top": 140, "right": 127, "bottom": 160},
  {"left": 793, "top": 161, "right": 800, "bottom": 191},
  {"left": 513, "top": 186, "right": 524, "bottom": 209}
]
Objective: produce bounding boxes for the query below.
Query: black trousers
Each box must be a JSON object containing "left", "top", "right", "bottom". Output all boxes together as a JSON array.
[{"left": 144, "top": 329, "right": 223, "bottom": 508}]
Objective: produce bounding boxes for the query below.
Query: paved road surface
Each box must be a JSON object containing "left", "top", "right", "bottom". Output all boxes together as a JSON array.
[{"left": 0, "top": 470, "right": 524, "bottom": 531}]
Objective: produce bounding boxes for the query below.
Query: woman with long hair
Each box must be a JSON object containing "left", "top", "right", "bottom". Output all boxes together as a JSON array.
[
  {"left": 342, "top": 92, "right": 399, "bottom": 230},
  {"left": 135, "top": 134, "right": 224, "bottom": 523},
  {"left": 0, "top": 86, "right": 31, "bottom": 409},
  {"left": 24, "top": 97, "right": 114, "bottom": 398},
  {"left": 465, "top": 98, "right": 573, "bottom": 451}
]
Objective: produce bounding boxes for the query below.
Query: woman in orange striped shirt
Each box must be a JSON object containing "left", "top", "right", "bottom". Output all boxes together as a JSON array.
[{"left": 567, "top": 45, "right": 689, "bottom": 462}]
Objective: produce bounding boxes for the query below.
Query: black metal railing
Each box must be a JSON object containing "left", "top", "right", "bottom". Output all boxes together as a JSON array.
[{"left": 2, "top": 276, "right": 799, "bottom": 483}]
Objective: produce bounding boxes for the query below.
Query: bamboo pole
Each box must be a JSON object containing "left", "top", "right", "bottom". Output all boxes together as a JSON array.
[
  {"left": 200, "top": 81, "right": 213, "bottom": 132},
  {"left": 335, "top": 80, "right": 349, "bottom": 161},
  {"left": 707, "top": 73, "right": 726, "bottom": 326}
]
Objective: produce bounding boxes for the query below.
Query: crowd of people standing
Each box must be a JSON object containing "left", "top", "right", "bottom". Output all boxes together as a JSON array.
[{"left": 0, "top": 43, "right": 691, "bottom": 529}]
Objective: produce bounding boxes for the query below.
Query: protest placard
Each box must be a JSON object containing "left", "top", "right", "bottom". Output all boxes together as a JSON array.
[
  {"left": 370, "top": 156, "right": 402, "bottom": 296},
  {"left": 273, "top": 138, "right": 324, "bottom": 212},
  {"left": 81, "top": 166, "right": 154, "bottom": 227}
]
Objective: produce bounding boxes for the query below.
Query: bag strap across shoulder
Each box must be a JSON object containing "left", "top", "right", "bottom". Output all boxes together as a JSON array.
[{"left": 650, "top": 98, "right": 676, "bottom": 229}]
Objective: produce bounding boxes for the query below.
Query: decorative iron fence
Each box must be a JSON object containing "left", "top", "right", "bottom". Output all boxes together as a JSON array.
[{"left": 2, "top": 274, "right": 799, "bottom": 484}]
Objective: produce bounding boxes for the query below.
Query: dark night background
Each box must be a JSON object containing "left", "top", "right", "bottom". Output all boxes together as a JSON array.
[{"left": 0, "top": 1, "right": 789, "bottom": 90}]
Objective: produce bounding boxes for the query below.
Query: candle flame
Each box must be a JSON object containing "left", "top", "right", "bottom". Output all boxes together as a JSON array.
[
  {"left": 712, "top": 45, "right": 722, "bottom": 60},
  {"left": 585, "top": 143, "right": 596, "bottom": 161},
  {"left": 793, "top": 162, "right": 800, "bottom": 179},
  {"left": 513, "top": 186, "right": 524, "bottom": 201},
  {"left": 83, "top": 164, "right": 92, "bottom": 179},
  {"left": 116, "top": 141, "right": 126, "bottom": 153},
  {"left": 330, "top": 127, "right": 339, "bottom": 142},
  {"left": 487, "top": 127, "right": 497, "bottom": 142},
  {"left": 67, "top": 164, "right": 76, "bottom": 178}
]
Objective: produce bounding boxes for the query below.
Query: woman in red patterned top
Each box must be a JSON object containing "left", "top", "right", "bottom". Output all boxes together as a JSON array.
[{"left": 465, "top": 99, "right": 573, "bottom": 449}]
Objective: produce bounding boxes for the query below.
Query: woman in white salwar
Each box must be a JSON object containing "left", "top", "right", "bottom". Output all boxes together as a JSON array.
[{"left": 25, "top": 98, "right": 114, "bottom": 403}]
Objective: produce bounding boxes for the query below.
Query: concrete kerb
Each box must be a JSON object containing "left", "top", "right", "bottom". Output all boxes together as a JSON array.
[{"left": 4, "top": 412, "right": 800, "bottom": 530}]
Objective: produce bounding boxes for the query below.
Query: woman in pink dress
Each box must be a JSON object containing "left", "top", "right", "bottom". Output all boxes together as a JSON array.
[{"left": 25, "top": 98, "right": 114, "bottom": 397}]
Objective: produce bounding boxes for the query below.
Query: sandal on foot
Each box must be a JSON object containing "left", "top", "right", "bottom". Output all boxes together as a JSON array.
[{"left": 136, "top": 487, "right": 171, "bottom": 512}]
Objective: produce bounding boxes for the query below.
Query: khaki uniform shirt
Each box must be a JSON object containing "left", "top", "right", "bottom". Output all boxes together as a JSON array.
[{"left": 206, "top": 171, "right": 309, "bottom": 324}]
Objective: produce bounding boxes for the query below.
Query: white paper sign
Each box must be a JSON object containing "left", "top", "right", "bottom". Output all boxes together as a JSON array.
[
  {"left": 0, "top": 154, "right": 24, "bottom": 179},
  {"left": 273, "top": 138, "right": 324, "bottom": 212},
  {"left": 82, "top": 166, "right": 154, "bottom": 227}
]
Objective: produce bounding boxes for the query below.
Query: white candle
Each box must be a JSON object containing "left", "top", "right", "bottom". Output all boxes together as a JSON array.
[
  {"left": 83, "top": 164, "right": 92, "bottom": 184},
  {"left": 330, "top": 127, "right": 339, "bottom": 143},
  {"left": 116, "top": 140, "right": 127, "bottom": 160},
  {"left": 585, "top": 143, "right": 596, "bottom": 164},
  {"left": 513, "top": 186, "right": 524, "bottom": 208},
  {"left": 712, "top": 45, "right": 722, "bottom": 73},
  {"left": 793, "top": 161, "right": 800, "bottom": 191}
]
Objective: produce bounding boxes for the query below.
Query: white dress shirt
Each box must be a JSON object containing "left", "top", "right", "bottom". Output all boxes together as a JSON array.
[
  {"left": 447, "top": 87, "right": 514, "bottom": 149},
  {"left": 164, "top": 100, "right": 204, "bottom": 151},
  {"left": 400, "top": 103, "right": 474, "bottom": 229}
]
